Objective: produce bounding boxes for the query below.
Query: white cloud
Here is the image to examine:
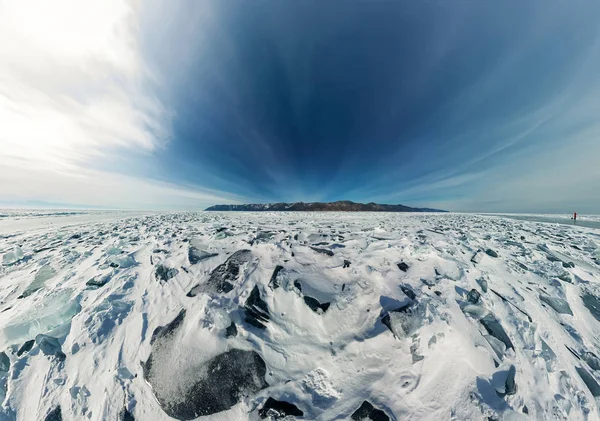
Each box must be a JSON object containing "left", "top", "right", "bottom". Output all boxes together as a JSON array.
[
  {"left": 0, "top": 0, "right": 166, "bottom": 168},
  {"left": 0, "top": 0, "right": 237, "bottom": 208}
]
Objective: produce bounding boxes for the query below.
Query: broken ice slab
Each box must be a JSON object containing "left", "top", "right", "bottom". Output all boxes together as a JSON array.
[
  {"left": 485, "top": 249, "right": 499, "bottom": 258},
  {"left": 467, "top": 289, "right": 481, "bottom": 304},
  {"left": 144, "top": 347, "right": 268, "bottom": 419},
  {"left": 269, "top": 265, "right": 285, "bottom": 289},
  {"left": 381, "top": 302, "right": 424, "bottom": 339},
  {"left": 461, "top": 304, "right": 490, "bottom": 320},
  {"left": 480, "top": 313, "right": 514, "bottom": 350},
  {"left": 244, "top": 285, "right": 270, "bottom": 329},
  {"left": 400, "top": 285, "right": 416, "bottom": 301},
  {"left": 225, "top": 321, "right": 237, "bottom": 338},
  {"left": 35, "top": 334, "right": 62, "bottom": 356},
  {"left": 351, "top": 401, "right": 390, "bottom": 421},
  {"left": 0, "top": 290, "right": 81, "bottom": 348},
  {"left": 505, "top": 365, "right": 517, "bottom": 395},
  {"left": 539, "top": 294, "right": 573, "bottom": 315},
  {"left": 484, "top": 335, "right": 507, "bottom": 359},
  {"left": 494, "top": 365, "right": 517, "bottom": 396},
  {"left": 107, "top": 253, "right": 137, "bottom": 269},
  {"left": 86, "top": 273, "right": 112, "bottom": 288},
  {"left": 538, "top": 244, "right": 575, "bottom": 268},
  {"left": 582, "top": 351, "right": 600, "bottom": 371},
  {"left": 154, "top": 264, "right": 179, "bottom": 282},
  {"left": 2, "top": 246, "right": 24, "bottom": 265},
  {"left": 187, "top": 250, "right": 252, "bottom": 297},
  {"left": 17, "top": 339, "right": 34, "bottom": 356},
  {"left": 310, "top": 247, "right": 334, "bottom": 256},
  {"left": 21, "top": 265, "right": 56, "bottom": 298},
  {"left": 0, "top": 352, "right": 9, "bottom": 373},
  {"left": 576, "top": 366, "right": 600, "bottom": 397},
  {"left": 44, "top": 406, "right": 62, "bottom": 421},
  {"left": 476, "top": 278, "right": 488, "bottom": 293},
  {"left": 581, "top": 292, "right": 600, "bottom": 322},
  {"left": 258, "top": 397, "right": 304, "bottom": 419},
  {"left": 188, "top": 246, "right": 218, "bottom": 265},
  {"left": 540, "top": 340, "right": 557, "bottom": 372},
  {"left": 303, "top": 296, "right": 331, "bottom": 314},
  {"left": 121, "top": 408, "right": 134, "bottom": 421},
  {"left": 471, "top": 250, "right": 483, "bottom": 264},
  {"left": 397, "top": 262, "right": 409, "bottom": 272}
]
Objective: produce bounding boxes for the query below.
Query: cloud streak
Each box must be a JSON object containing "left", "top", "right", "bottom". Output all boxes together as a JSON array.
[{"left": 0, "top": 0, "right": 240, "bottom": 209}]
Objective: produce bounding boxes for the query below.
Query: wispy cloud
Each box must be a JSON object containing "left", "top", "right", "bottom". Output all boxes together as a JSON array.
[{"left": 0, "top": 0, "right": 238, "bottom": 209}]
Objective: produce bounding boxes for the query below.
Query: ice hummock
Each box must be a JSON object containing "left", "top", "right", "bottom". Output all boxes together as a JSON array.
[
  {"left": 0, "top": 289, "right": 81, "bottom": 348},
  {"left": 0, "top": 210, "right": 599, "bottom": 420}
]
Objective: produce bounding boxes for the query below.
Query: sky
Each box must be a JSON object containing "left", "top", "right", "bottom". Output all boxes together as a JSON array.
[{"left": 1, "top": 1, "right": 600, "bottom": 212}]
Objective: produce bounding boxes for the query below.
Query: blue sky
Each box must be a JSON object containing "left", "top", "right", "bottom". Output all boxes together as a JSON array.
[{"left": 1, "top": 1, "right": 600, "bottom": 212}]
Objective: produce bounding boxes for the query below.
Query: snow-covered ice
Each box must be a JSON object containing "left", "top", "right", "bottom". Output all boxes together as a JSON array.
[{"left": 0, "top": 211, "right": 600, "bottom": 420}]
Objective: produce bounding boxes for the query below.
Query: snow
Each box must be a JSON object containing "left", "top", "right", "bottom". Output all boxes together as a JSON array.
[{"left": 0, "top": 210, "right": 599, "bottom": 420}]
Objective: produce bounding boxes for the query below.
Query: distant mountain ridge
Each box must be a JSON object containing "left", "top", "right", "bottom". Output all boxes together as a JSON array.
[{"left": 205, "top": 201, "right": 446, "bottom": 212}]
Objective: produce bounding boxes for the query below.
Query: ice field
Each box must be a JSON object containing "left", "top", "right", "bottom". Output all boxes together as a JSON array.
[{"left": 1, "top": 211, "right": 600, "bottom": 420}]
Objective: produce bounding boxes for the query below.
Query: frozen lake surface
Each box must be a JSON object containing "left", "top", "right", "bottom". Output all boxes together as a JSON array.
[
  {"left": 1, "top": 210, "right": 600, "bottom": 420},
  {"left": 486, "top": 214, "right": 600, "bottom": 230}
]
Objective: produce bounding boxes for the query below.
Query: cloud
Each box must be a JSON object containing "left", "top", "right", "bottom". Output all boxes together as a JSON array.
[
  {"left": 0, "top": 0, "right": 169, "bottom": 168},
  {"left": 0, "top": 0, "right": 237, "bottom": 208}
]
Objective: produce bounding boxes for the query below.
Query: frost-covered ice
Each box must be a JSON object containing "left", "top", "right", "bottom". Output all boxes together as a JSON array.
[{"left": 0, "top": 211, "right": 600, "bottom": 420}]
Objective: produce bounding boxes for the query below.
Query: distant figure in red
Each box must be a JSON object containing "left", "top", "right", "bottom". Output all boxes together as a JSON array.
[{"left": 574, "top": 212, "right": 577, "bottom": 221}]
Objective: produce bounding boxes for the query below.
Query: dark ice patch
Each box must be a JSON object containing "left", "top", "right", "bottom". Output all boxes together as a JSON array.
[
  {"left": 538, "top": 244, "right": 575, "bottom": 268},
  {"left": 86, "top": 273, "right": 112, "bottom": 288},
  {"left": 381, "top": 302, "right": 420, "bottom": 339},
  {"left": 35, "top": 334, "right": 65, "bottom": 360},
  {"left": 582, "top": 351, "right": 600, "bottom": 371},
  {"left": 0, "top": 352, "right": 9, "bottom": 373},
  {"left": 259, "top": 397, "right": 304, "bottom": 419},
  {"left": 293, "top": 280, "right": 303, "bottom": 292},
  {"left": 303, "top": 296, "right": 331, "bottom": 314},
  {"left": 225, "top": 321, "right": 238, "bottom": 338},
  {"left": 539, "top": 294, "right": 573, "bottom": 315},
  {"left": 310, "top": 247, "right": 334, "bottom": 256},
  {"left": 397, "top": 262, "right": 409, "bottom": 272},
  {"left": 245, "top": 286, "right": 270, "bottom": 329},
  {"left": 476, "top": 278, "right": 488, "bottom": 293},
  {"left": 121, "top": 408, "right": 135, "bottom": 421},
  {"left": 144, "top": 349, "right": 267, "bottom": 419},
  {"left": 150, "top": 309, "right": 186, "bottom": 345},
  {"left": 187, "top": 250, "right": 252, "bottom": 297},
  {"left": 489, "top": 289, "right": 533, "bottom": 322},
  {"left": 269, "top": 265, "right": 284, "bottom": 289},
  {"left": 485, "top": 249, "right": 498, "bottom": 258},
  {"left": 155, "top": 265, "right": 179, "bottom": 282},
  {"left": 351, "top": 401, "right": 390, "bottom": 421},
  {"left": 576, "top": 366, "right": 600, "bottom": 397},
  {"left": 16, "top": 339, "right": 34, "bottom": 357},
  {"left": 471, "top": 251, "right": 483, "bottom": 264},
  {"left": 467, "top": 289, "right": 481, "bottom": 304},
  {"left": 504, "top": 365, "right": 517, "bottom": 395},
  {"left": 188, "top": 247, "right": 218, "bottom": 265},
  {"left": 493, "top": 365, "right": 517, "bottom": 397},
  {"left": 480, "top": 314, "right": 514, "bottom": 350},
  {"left": 400, "top": 286, "right": 416, "bottom": 301},
  {"left": 44, "top": 406, "right": 62, "bottom": 421},
  {"left": 582, "top": 292, "right": 600, "bottom": 322}
]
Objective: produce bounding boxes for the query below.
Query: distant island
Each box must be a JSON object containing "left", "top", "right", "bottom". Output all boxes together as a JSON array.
[{"left": 205, "top": 200, "right": 446, "bottom": 212}]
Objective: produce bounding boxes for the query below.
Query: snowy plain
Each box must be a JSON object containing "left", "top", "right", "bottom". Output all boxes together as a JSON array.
[{"left": 1, "top": 211, "right": 600, "bottom": 421}]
